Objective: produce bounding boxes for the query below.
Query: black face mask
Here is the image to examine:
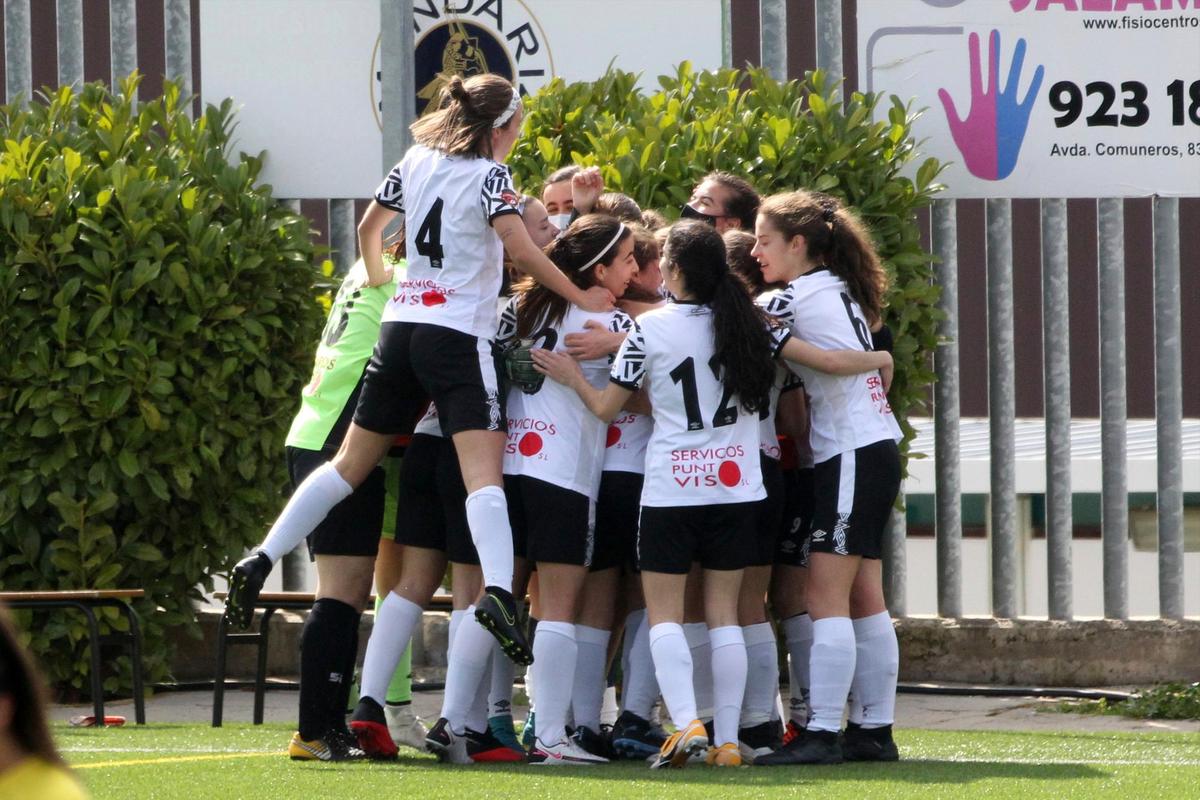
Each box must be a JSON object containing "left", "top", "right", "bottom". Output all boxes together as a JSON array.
[{"left": 680, "top": 204, "right": 720, "bottom": 226}]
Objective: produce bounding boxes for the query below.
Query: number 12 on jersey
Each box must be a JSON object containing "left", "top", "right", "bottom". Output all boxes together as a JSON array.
[{"left": 670, "top": 355, "right": 738, "bottom": 431}]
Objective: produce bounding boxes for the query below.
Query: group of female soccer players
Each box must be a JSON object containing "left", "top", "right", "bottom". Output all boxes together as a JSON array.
[{"left": 223, "top": 72, "right": 902, "bottom": 770}]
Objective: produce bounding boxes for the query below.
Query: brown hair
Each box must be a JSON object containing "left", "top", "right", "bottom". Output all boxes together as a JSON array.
[
  {"left": 593, "top": 192, "right": 643, "bottom": 224},
  {"left": 705, "top": 171, "right": 760, "bottom": 229},
  {"left": 543, "top": 164, "right": 580, "bottom": 189},
  {"left": 514, "top": 214, "right": 630, "bottom": 339},
  {"left": 722, "top": 229, "right": 764, "bottom": 294},
  {"left": 640, "top": 208, "right": 669, "bottom": 230},
  {"left": 0, "top": 606, "right": 67, "bottom": 767},
  {"left": 631, "top": 225, "right": 659, "bottom": 270},
  {"left": 757, "top": 190, "right": 889, "bottom": 325},
  {"left": 410, "top": 73, "right": 518, "bottom": 158}
]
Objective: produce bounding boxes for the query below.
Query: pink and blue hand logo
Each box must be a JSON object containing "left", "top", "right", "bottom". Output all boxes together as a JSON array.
[{"left": 937, "top": 30, "right": 1044, "bottom": 181}]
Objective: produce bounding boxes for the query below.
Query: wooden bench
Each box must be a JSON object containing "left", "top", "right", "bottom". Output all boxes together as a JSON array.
[
  {"left": 0, "top": 590, "right": 146, "bottom": 726},
  {"left": 210, "top": 591, "right": 454, "bottom": 726}
]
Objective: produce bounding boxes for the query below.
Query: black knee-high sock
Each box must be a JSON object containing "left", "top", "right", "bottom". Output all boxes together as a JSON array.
[
  {"left": 331, "top": 617, "right": 361, "bottom": 732},
  {"left": 298, "top": 598, "right": 359, "bottom": 741}
]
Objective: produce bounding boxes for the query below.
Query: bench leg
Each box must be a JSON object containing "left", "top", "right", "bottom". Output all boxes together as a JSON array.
[
  {"left": 253, "top": 608, "right": 277, "bottom": 725},
  {"left": 213, "top": 613, "right": 230, "bottom": 727},
  {"left": 117, "top": 603, "right": 146, "bottom": 725},
  {"left": 74, "top": 603, "right": 106, "bottom": 727}
]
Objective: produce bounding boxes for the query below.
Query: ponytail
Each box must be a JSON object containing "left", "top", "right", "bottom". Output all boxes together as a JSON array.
[{"left": 666, "top": 221, "right": 775, "bottom": 414}]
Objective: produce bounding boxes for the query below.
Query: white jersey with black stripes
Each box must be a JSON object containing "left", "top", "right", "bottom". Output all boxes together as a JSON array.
[
  {"left": 498, "top": 297, "right": 636, "bottom": 499},
  {"left": 373, "top": 144, "right": 522, "bottom": 338},
  {"left": 759, "top": 269, "right": 901, "bottom": 464},
  {"left": 610, "top": 301, "right": 789, "bottom": 508}
]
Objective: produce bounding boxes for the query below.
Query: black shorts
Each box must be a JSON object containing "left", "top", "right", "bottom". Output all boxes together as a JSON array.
[
  {"left": 809, "top": 439, "right": 901, "bottom": 560},
  {"left": 637, "top": 502, "right": 758, "bottom": 574},
  {"left": 775, "top": 467, "right": 815, "bottom": 568},
  {"left": 353, "top": 322, "right": 505, "bottom": 438},
  {"left": 392, "top": 433, "right": 478, "bottom": 564},
  {"left": 591, "top": 470, "right": 643, "bottom": 572},
  {"left": 505, "top": 475, "right": 592, "bottom": 566},
  {"left": 287, "top": 447, "right": 383, "bottom": 558},
  {"left": 751, "top": 455, "right": 785, "bottom": 568}
]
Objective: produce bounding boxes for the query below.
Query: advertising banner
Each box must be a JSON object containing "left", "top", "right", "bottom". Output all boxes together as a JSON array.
[
  {"left": 857, "top": 0, "right": 1200, "bottom": 198},
  {"left": 201, "top": 0, "right": 723, "bottom": 198}
]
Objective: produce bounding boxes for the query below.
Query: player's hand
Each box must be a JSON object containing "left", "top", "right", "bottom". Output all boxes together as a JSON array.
[
  {"left": 531, "top": 348, "right": 584, "bottom": 387},
  {"left": 571, "top": 167, "right": 604, "bottom": 214},
  {"left": 564, "top": 320, "right": 624, "bottom": 360},
  {"left": 880, "top": 355, "right": 894, "bottom": 393},
  {"left": 576, "top": 285, "right": 615, "bottom": 313}
]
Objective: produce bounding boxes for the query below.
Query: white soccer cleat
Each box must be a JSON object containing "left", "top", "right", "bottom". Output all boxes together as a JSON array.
[
  {"left": 385, "top": 703, "right": 429, "bottom": 751},
  {"left": 528, "top": 736, "right": 610, "bottom": 766}
]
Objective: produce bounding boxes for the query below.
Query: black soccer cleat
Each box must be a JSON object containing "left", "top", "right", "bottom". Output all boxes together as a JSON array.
[
  {"left": 224, "top": 550, "right": 272, "bottom": 630},
  {"left": 753, "top": 728, "right": 843, "bottom": 766},
  {"left": 610, "top": 710, "right": 668, "bottom": 760},
  {"left": 841, "top": 722, "right": 900, "bottom": 762},
  {"left": 738, "top": 720, "right": 784, "bottom": 763},
  {"left": 571, "top": 724, "right": 616, "bottom": 760},
  {"left": 474, "top": 586, "right": 534, "bottom": 666}
]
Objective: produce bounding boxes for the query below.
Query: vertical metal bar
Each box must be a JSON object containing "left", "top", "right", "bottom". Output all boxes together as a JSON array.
[
  {"left": 164, "top": 0, "right": 193, "bottom": 96},
  {"left": 1041, "top": 198, "right": 1073, "bottom": 621},
  {"left": 987, "top": 198, "right": 1018, "bottom": 618},
  {"left": 5, "top": 0, "right": 32, "bottom": 105},
  {"left": 721, "top": 0, "right": 733, "bottom": 70},
  {"left": 1098, "top": 198, "right": 1129, "bottom": 620},
  {"left": 110, "top": 0, "right": 138, "bottom": 89},
  {"left": 883, "top": 495, "right": 907, "bottom": 616},
  {"left": 759, "top": 0, "right": 787, "bottom": 81},
  {"left": 57, "top": 0, "right": 84, "bottom": 87},
  {"left": 281, "top": 550, "right": 307, "bottom": 591},
  {"left": 814, "top": 0, "right": 843, "bottom": 80},
  {"left": 933, "top": 199, "right": 962, "bottom": 618},
  {"left": 329, "top": 199, "right": 358, "bottom": 276},
  {"left": 381, "top": 0, "right": 415, "bottom": 173},
  {"left": 1153, "top": 196, "right": 1184, "bottom": 621}
]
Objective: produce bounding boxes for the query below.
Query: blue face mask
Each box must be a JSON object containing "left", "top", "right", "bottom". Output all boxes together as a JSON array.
[{"left": 548, "top": 213, "right": 573, "bottom": 232}]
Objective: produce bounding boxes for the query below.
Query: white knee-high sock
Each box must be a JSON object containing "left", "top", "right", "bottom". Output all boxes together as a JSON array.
[
  {"left": 439, "top": 609, "right": 495, "bottom": 734},
  {"left": 260, "top": 463, "right": 352, "bottom": 563},
  {"left": 360, "top": 593, "right": 423, "bottom": 705},
  {"left": 464, "top": 486, "right": 513, "bottom": 592},
  {"left": 621, "top": 609, "right": 642, "bottom": 683},
  {"left": 571, "top": 625, "right": 611, "bottom": 731},
  {"left": 782, "top": 613, "right": 813, "bottom": 726},
  {"left": 683, "top": 622, "right": 713, "bottom": 720},
  {"left": 848, "top": 611, "right": 898, "bottom": 728},
  {"left": 488, "top": 640, "right": 517, "bottom": 718},
  {"left": 740, "top": 622, "right": 779, "bottom": 727},
  {"left": 467, "top": 646, "right": 495, "bottom": 733},
  {"left": 622, "top": 610, "right": 659, "bottom": 719},
  {"left": 807, "top": 617, "right": 856, "bottom": 733},
  {"left": 530, "top": 621, "right": 577, "bottom": 745},
  {"left": 447, "top": 609, "right": 467, "bottom": 663},
  {"left": 648, "top": 623, "right": 696, "bottom": 728},
  {"left": 709, "top": 626, "right": 747, "bottom": 747}
]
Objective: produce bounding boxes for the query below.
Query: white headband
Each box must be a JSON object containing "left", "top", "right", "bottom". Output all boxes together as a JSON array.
[
  {"left": 493, "top": 89, "right": 521, "bottom": 128},
  {"left": 577, "top": 224, "right": 627, "bottom": 272}
]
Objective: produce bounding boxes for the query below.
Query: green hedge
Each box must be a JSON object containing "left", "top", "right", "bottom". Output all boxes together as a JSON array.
[
  {"left": 0, "top": 76, "right": 325, "bottom": 696},
  {"left": 508, "top": 64, "right": 945, "bottom": 461}
]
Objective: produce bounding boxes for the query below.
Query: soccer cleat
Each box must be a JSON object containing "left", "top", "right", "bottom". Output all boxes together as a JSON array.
[
  {"left": 528, "top": 736, "right": 609, "bottom": 765},
  {"left": 467, "top": 725, "right": 527, "bottom": 763},
  {"left": 348, "top": 697, "right": 398, "bottom": 760},
  {"left": 519, "top": 711, "right": 537, "bottom": 751},
  {"left": 488, "top": 714, "right": 526, "bottom": 754},
  {"left": 782, "top": 719, "right": 804, "bottom": 746},
  {"left": 288, "top": 730, "right": 368, "bottom": 762},
  {"left": 224, "top": 550, "right": 272, "bottom": 630},
  {"left": 385, "top": 703, "right": 429, "bottom": 751},
  {"left": 610, "top": 710, "right": 669, "bottom": 760},
  {"left": 474, "top": 586, "right": 534, "bottom": 666},
  {"left": 753, "top": 728, "right": 843, "bottom": 766},
  {"left": 571, "top": 724, "right": 615, "bottom": 760},
  {"left": 425, "top": 717, "right": 472, "bottom": 765},
  {"left": 737, "top": 720, "right": 783, "bottom": 764},
  {"left": 841, "top": 722, "right": 900, "bottom": 762},
  {"left": 706, "top": 742, "right": 743, "bottom": 767},
  {"left": 649, "top": 719, "right": 708, "bottom": 769}
]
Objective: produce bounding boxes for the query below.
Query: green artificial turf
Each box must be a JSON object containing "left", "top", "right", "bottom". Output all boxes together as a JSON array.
[{"left": 60, "top": 723, "right": 1200, "bottom": 800}]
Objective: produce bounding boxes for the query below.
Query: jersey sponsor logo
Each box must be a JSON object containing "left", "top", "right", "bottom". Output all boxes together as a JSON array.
[
  {"left": 605, "top": 425, "right": 621, "bottom": 447},
  {"left": 394, "top": 278, "right": 457, "bottom": 308},
  {"left": 369, "top": 2, "right": 556, "bottom": 126},
  {"left": 505, "top": 417, "right": 554, "bottom": 456},
  {"left": 670, "top": 446, "right": 748, "bottom": 489},
  {"left": 517, "top": 432, "right": 542, "bottom": 456},
  {"left": 866, "top": 374, "right": 894, "bottom": 415}
]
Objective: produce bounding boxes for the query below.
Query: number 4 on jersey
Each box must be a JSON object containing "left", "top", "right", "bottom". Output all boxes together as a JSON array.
[{"left": 415, "top": 198, "right": 445, "bottom": 269}]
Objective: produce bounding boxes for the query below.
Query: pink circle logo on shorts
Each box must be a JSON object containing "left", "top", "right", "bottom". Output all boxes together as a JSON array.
[
  {"left": 605, "top": 425, "right": 621, "bottom": 447},
  {"left": 718, "top": 460, "right": 741, "bottom": 487},
  {"left": 518, "top": 432, "right": 543, "bottom": 457}
]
